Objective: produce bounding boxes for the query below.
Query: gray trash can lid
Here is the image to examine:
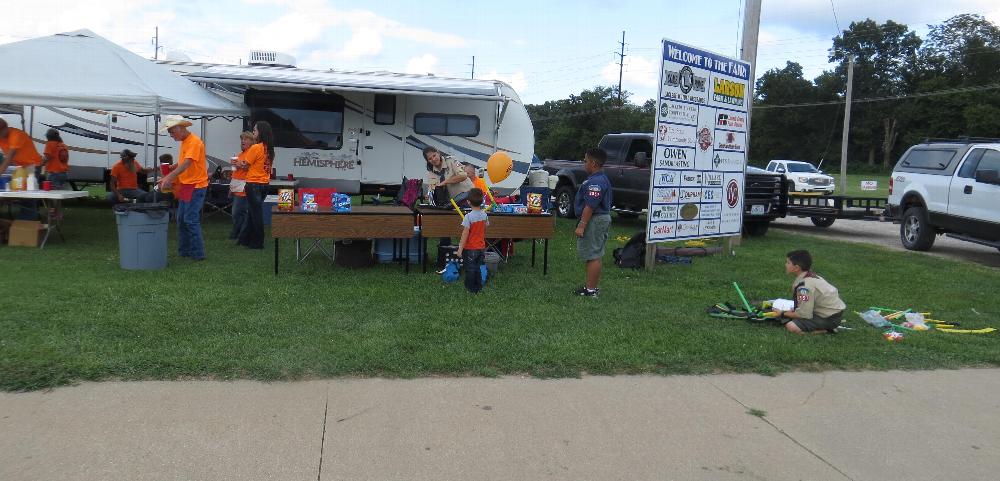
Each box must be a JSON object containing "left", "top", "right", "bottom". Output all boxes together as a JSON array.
[{"left": 114, "top": 202, "right": 170, "bottom": 214}]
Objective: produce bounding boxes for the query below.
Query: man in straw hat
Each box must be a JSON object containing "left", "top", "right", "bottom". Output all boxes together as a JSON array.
[{"left": 158, "top": 115, "right": 208, "bottom": 261}]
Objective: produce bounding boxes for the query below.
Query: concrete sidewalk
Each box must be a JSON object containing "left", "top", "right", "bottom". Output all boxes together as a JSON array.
[{"left": 1, "top": 369, "right": 998, "bottom": 481}]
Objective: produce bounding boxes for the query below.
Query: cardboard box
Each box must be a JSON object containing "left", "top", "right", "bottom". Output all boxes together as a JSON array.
[{"left": 8, "top": 220, "right": 45, "bottom": 247}]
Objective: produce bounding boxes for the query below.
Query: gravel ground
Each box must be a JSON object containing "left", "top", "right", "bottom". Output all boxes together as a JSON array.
[{"left": 772, "top": 215, "right": 1000, "bottom": 268}]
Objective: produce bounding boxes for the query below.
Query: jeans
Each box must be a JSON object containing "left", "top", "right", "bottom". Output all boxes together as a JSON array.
[
  {"left": 47, "top": 172, "right": 68, "bottom": 190},
  {"left": 230, "top": 195, "right": 248, "bottom": 240},
  {"left": 463, "top": 249, "right": 485, "bottom": 293},
  {"left": 177, "top": 187, "right": 207, "bottom": 259},
  {"left": 107, "top": 188, "right": 148, "bottom": 204},
  {"left": 239, "top": 183, "right": 266, "bottom": 249}
]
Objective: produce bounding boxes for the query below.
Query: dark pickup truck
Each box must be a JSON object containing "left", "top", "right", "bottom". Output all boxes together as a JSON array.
[{"left": 543, "top": 133, "right": 787, "bottom": 235}]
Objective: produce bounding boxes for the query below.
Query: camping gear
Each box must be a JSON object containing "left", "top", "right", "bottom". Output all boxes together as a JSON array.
[
  {"left": 396, "top": 178, "right": 423, "bottom": 209},
  {"left": 334, "top": 239, "right": 373, "bottom": 268},
  {"left": 114, "top": 203, "right": 169, "bottom": 270},
  {"left": 613, "top": 231, "right": 646, "bottom": 269},
  {"left": 484, "top": 250, "right": 501, "bottom": 274},
  {"left": 441, "top": 261, "right": 460, "bottom": 282}
]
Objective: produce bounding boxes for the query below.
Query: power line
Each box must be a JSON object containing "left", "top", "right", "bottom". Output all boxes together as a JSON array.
[{"left": 754, "top": 82, "right": 1000, "bottom": 110}]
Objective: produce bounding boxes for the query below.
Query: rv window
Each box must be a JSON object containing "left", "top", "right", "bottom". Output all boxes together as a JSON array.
[
  {"left": 247, "top": 90, "right": 344, "bottom": 150},
  {"left": 374, "top": 95, "right": 395, "bottom": 125},
  {"left": 414, "top": 114, "right": 481, "bottom": 137}
]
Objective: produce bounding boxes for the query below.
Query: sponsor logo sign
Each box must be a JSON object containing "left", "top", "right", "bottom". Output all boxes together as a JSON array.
[
  {"left": 703, "top": 172, "right": 723, "bottom": 186},
  {"left": 677, "top": 221, "right": 701, "bottom": 237},
  {"left": 652, "top": 187, "right": 679, "bottom": 204},
  {"left": 653, "top": 170, "right": 679, "bottom": 187},
  {"left": 860, "top": 180, "right": 878, "bottom": 191},
  {"left": 701, "top": 188, "right": 721, "bottom": 202},
  {"left": 712, "top": 151, "right": 744, "bottom": 171},
  {"left": 697, "top": 127, "right": 713, "bottom": 151},
  {"left": 726, "top": 179, "right": 740, "bottom": 208},
  {"left": 650, "top": 204, "right": 678, "bottom": 221},
  {"left": 679, "top": 188, "right": 702, "bottom": 202},
  {"left": 681, "top": 171, "right": 702, "bottom": 185},
  {"left": 657, "top": 146, "right": 694, "bottom": 169},
  {"left": 716, "top": 112, "right": 746, "bottom": 131},
  {"left": 700, "top": 218, "right": 721, "bottom": 235},
  {"left": 660, "top": 100, "right": 699, "bottom": 125},
  {"left": 664, "top": 124, "right": 697, "bottom": 146},
  {"left": 712, "top": 78, "right": 746, "bottom": 106},
  {"left": 715, "top": 131, "right": 746, "bottom": 151},
  {"left": 700, "top": 203, "right": 722, "bottom": 218},
  {"left": 651, "top": 222, "right": 676, "bottom": 237}
]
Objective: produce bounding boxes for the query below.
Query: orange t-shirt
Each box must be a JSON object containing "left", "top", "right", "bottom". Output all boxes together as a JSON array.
[
  {"left": 461, "top": 209, "right": 488, "bottom": 250},
  {"left": 110, "top": 160, "right": 141, "bottom": 190},
  {"left": 0, "top": 128, "right": 42, "bottom": 166},
  {"left": 43, "top": 141, "right": 70, "bottom": 173},
  {"left": 231, "top": 149, "right": 249, "bottom": 197},
  {"left": 177, "top": 133, "right": 208, "bottom": 189},
  {"left": 244, "top": 143, "right": 272, "bottom": 184}
]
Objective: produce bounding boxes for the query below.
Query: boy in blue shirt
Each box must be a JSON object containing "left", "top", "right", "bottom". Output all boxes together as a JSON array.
[{"left": 574, "top": 148, "right": 613, "bottom": 297}]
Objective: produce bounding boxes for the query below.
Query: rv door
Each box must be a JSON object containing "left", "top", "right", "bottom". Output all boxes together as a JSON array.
[{"left": 360, "top": 94, "right": 406, "bottom": 186}]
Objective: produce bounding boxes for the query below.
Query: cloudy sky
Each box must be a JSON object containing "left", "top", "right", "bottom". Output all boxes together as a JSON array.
[{"left": 4, "top": 0, "right": 998, "bottom": 105}]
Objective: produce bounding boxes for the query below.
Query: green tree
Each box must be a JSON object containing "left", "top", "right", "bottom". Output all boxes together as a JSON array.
[
  {"left": 527, "top": 86, "right": 653, "bottom": 160},
  {"left": 749, "top": 62, "right": 839, "bottom": 167},
  {"left": 828, "top": 19, "right": 921, "bottom": 169}
]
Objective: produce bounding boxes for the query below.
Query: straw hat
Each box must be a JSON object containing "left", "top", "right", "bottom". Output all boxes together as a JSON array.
[{"left": 160, "top": 115, "right": 193, "bottom": 132}]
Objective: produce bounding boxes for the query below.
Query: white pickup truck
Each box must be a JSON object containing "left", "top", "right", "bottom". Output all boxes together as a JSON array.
[{"left": 886, "top": 139, "right": 1000, "bottom": 251}]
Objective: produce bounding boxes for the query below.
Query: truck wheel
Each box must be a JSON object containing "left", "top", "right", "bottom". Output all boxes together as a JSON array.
[
  {"left": 555, "top": 185, "right": 577, "bottom": 218},
  {"left": 742, "top": 221, "right": 770, "bottom": 236},
  {"left": 900, "top": 207, "right": 936, "bottom": 251},
  {"left": 810, "top": 216, "right": 836, "bottom": 228}
]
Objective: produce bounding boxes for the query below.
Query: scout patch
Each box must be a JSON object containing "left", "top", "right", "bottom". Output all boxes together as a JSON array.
[
  {"left": 587, "top": 184, "right": 602, "bottom": 198},
  {"left": 796, "top": 286, "right": 810, "bottom": 303}
]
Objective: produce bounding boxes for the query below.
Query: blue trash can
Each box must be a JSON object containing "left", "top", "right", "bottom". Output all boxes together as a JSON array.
[{"left": 114, "top": 203, "right": 170, "bottom": 270}]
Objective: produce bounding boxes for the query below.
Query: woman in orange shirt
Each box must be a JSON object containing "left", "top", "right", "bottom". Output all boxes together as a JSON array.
[
  {"left": 229, "top": 131, "right": 254, "bottom": 240},
  {"left": 42, "top": 129, "right": 70, "bottom": 189},
  {"left": 237, "top": 121, "right": 274, "bottom": 249}
]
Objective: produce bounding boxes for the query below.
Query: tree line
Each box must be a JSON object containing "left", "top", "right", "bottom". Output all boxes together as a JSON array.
[{"left": 527, "top": 14, "right": 1000, "bottom": 171}]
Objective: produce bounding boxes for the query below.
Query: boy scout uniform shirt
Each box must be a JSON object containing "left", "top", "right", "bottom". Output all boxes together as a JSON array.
[
  {"left": 426, "top": 156, "right": 474, "bottom": 199},
  {"left": 574, "top": 170, "right": 613, "bottom": 215},
  {"left": 792, "top": 271, "right": 846, "bottom": 319}
]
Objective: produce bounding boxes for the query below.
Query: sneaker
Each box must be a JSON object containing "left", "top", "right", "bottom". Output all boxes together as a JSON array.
[{"left": 574, "top": 287, "right": 599, "bottom": 298}]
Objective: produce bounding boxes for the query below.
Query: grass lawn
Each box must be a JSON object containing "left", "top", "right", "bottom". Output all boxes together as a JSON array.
[{"left": 1, "top": 200, "right": 998, "bottom": 391}]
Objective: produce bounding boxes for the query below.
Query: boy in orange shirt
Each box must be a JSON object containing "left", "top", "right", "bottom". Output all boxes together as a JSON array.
[
  {"left": 42, "top": 129, "right": 70, "bottom": 189},
  {"left": 456, "top": 188, "right": 489, "bottom": 294}
]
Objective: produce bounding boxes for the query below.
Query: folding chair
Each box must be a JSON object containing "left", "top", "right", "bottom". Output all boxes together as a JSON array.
[{"left": 203, "top": 182, "right": 233, "bottom": 218}]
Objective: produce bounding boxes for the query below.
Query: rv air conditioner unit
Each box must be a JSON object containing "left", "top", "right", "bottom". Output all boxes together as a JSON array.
[{"left": 248, "top": 50, "right": 296, "bottom": 68}]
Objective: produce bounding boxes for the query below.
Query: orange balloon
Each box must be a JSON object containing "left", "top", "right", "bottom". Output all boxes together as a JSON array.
[{"left": 486, "top": 151, "right": 513, "bottom": 184}]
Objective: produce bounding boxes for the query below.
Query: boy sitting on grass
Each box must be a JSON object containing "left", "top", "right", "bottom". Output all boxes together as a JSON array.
[
  {"left": 773, "top": 250, "right": 846, "bottom": 334},
  {"left": 457, "top": 188, "right": 489, "bottom": 294}
]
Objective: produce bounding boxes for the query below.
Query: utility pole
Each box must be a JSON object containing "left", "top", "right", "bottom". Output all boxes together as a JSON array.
[
  {"left": 153, "top": 26, "right": 159, "bottom": 60},
  {"left": 471, "top": 55, "right": 475, "bottom": 79},
  {"left": 616, "top": 31, "right": 626, "bottom": 104},
  {"left": 729, "top": 0, "right": 762, "bottom": 252},
  {"left": 840, "top": 55, "right": 855, "bottom": 195}
]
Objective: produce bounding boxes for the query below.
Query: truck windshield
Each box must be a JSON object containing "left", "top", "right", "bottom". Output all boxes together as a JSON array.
[{"left": 786, "top": 163, "right": 818, "bottom": 173}]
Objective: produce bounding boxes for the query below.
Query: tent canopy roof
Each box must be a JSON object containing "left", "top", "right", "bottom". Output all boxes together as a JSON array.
[
  {"left": 0, "top": 29, "right": 245, "bottom": 116},
  {"left": 186, "top": 65, "right": 506, "bottom": 100}
]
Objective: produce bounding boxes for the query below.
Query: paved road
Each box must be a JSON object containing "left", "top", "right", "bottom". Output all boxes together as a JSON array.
[
  {"left": 2, "top": 370, "right": 999, "bottom": 481},
  {"left": 773, "top": 215, "right": 1000, "bottom": 268}
]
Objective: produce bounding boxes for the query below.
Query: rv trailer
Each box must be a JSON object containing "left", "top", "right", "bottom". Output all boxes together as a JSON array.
[{"left": 3, "top": 55, "right": 535, "bottom": 194}]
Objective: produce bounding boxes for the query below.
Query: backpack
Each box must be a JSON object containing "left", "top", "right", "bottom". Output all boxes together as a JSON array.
[
  {"left": 397, "top": 177, "right": 423, "bottom": 209},
  {"left": 613, "top": 231, "right": 646, "bottom": 269}
]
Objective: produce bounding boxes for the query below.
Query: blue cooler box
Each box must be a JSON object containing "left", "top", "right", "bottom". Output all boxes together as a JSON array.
[
  {"left": 374, "top": 233, "right": 421, "bottom": 263},
  {"left": 263, "top": 195, "right": 278, "bottom": 226}
]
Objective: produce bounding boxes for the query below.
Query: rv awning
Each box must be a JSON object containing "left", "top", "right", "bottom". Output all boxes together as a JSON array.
[
  {"left": 0, "top": 29, "right": 246, "bottom": 116},
  {"left": 186, "top": 66, "right": 506, "bottom": 101}
]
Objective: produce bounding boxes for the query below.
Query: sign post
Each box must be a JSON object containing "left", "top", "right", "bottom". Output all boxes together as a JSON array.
[{"left": 644, "top": 39, "right": 752, "bottom": 269}]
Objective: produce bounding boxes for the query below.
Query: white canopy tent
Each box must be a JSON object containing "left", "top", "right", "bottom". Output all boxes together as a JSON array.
[
  {"left": 0, "top": 29, "right": 246, "bottom": 191},
  {"left": 0, "top": 29, "right": 245, "bottom": 116}
]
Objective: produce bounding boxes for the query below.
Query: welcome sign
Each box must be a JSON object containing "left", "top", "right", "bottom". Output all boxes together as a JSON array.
[{"left": 647, "top": 39, "right": 751, "bottom": 242}]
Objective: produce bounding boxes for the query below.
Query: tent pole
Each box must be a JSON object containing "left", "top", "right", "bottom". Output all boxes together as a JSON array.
[{"left": 152, "top": 104, "right": 160, "bottom": 203}]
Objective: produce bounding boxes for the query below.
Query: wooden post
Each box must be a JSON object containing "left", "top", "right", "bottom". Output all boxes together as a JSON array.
[{"left": 644, "top": 241, "right": 657, "bottom": 270}]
